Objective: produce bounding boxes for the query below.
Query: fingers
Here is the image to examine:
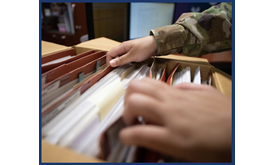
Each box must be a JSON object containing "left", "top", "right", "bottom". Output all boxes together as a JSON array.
[
  {"left": 106, "top": 42, "right": 133, "bottom": 67},
  {"left": 120, "top": 125, "right": 172, "bottom": 154},
  {"left": 126, "top": 78, "right": 168, "bottom": 102},
  {"left": 123, "top": 93, "right": 164, "bottom": 126},
  {"left": 109, "top": 53, "right": 133, "bottom": 67},
  {"left": 106, "top": 42, "right": 129, "bottom": 64},
  {"left": 173, "top": 83, "right": 213, "bottom": 91},
  {"left": 123, "top": 78, "right": 170, "bottom": 125},
  {"left": 124, "top": 78, "right": 169, "bottom": 126}
]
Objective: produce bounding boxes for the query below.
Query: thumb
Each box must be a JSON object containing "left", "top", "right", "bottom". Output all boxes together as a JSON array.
[{"left": 109, "top": 53, "right": 133, "bottom": 67}]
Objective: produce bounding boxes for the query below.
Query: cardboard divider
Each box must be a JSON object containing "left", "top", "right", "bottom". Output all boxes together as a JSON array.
[
  {"left": 42, "top": 51, "right": 106, "bottom": 84},
  {"left": 74, "top": 37, "right": 121, "bottom": 54},
  {"left": 42, "top": 55, "right": 107, "bottom": 92},
  {"left": 42, "top": 41, "right": 72, "bottom": 58},
  {"left": 155, "top": 54, "right": 211, "bottom": 66},
  {"left": 42, "top": 49, "right": 96, "bottom": 74},
  {"left": 41, "top": 58, "right": 112, "bottom": 126},
  {"left": 42, "top": 48, "right": 76, "bottom": 64},
  {"left": 212, "top": 68, "right": 232, "bottom": 98},
  {"left": 42, "top": 139, "right": 103, "bottom": 163}
]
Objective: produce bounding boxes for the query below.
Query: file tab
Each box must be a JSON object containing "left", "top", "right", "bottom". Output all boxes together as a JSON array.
[
  {"left": 96, "top": 60, "right": 100, "bottom": 72},
  {"left": 78, "top": 72, "right": 84, "bottom": 83}
]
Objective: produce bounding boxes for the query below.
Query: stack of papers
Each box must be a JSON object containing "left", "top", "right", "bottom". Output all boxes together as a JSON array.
[
  {"left": 173, "top": 67, "right": 191, "bottom": 86},
  {"left": 42, "top": 62, "right": 150, "bottom": 158},
  {"left": 171, "top": 65, "right": 211, "bottom": 86},
  {"left": 41, "top": 51, "right": 214, "bottom": 162}
]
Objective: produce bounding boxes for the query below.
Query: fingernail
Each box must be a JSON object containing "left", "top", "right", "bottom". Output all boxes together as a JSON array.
[{"left": 110, "top": 59, "right": 116, "bottom": 67}]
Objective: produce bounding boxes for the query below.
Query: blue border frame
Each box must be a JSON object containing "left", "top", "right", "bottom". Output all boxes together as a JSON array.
[
  {"left": 39, "top": 1, "right": 42, "bottom": 164},
  {"left": 39, "top": 1, "right": 235, "bottom": 164},
  {"left": 231, "top": 0, "right": 235, "bottom": 164}
]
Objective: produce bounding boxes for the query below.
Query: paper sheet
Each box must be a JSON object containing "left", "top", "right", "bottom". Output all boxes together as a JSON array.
[
  {"left": 173, "top": 67, "right": 191, "bottom": 86},
  {"left": 87, "top": 79, "right": 125, "bottom": 121},
  {"left": 193, "top": 66, "right": 201, "bottom": 85},
  {"left": 42, "top": 56, "right": 73, "bottom": 66}
]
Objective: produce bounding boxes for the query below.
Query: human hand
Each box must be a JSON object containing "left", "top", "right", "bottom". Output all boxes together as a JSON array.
[
  {"left": 120, "top": 78, "right": 232, "bottom": 162},
  {"left": 106, "top": 36, "right": 157, "bottom": 67}
]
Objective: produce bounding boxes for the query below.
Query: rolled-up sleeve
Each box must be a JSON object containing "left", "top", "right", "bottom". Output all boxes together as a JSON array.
[{"left": 150, "top": 2, "right": 232, "bottom": 57}]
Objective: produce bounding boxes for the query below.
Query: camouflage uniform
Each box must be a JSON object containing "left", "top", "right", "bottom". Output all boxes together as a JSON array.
[{"left": 150, "top": 2, "right": 232, "bottom": 57}]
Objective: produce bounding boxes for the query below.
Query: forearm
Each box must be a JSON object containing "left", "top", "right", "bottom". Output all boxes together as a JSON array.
[{"left": 150, "top": 2, "right": 232, "bottom": 57}]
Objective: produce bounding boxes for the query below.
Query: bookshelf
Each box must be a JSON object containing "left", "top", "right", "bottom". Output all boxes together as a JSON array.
[{"left": 42, "top": 3, "right": 88, "bottom": 46}]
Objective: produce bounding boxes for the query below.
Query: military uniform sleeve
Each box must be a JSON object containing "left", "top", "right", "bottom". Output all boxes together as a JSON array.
[{"left": 150, "top": 2, "right": 232, "bottom": 57}]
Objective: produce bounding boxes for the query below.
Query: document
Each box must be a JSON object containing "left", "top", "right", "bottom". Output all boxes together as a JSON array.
[
  {"left": 58, "top": 79, "right": 125, "bottom": 147},
  {"left": 81, "top": 64, "right": 150, "bottom": 156},
  {"left": 173, "top": 67, "right": 191, "bottom": 86},
  {"left": 42, "top": 64, "right": 130, "bottom": 137},
  {"left": 42, "top": 70, "right": 95, "bottom": 108},
  {"left": 155, "top": 68, "right": 163, "bottom": 80},
  {"left": 149, "top": 60, "right": 167, "bottom": 81},
  {"left": 166, "top": 63, "right": 180, "bottom": 85},
  {"left": 42, "top": 64, "right": 152, "bottom": 164},
  {"left": 42, "top": 56, "right": 73, "bottom": 66},
  {"left": 193, "top": 66, "right": 201, "bottom": 85}
]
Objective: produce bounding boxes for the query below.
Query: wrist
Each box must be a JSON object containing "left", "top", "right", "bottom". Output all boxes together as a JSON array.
[{"left": 147, "top": 35, "right": 158, "bottom": 56}]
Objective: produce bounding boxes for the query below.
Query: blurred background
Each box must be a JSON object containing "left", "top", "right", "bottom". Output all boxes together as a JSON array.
[{"left": 41, "top": 2, "right": 231, "bottom": 75}]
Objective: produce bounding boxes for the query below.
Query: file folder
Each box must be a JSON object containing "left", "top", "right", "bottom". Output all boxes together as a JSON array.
[
  {"left": 148, "top": 59, "right": 167, "bottom": 82},
  {"left": 42, "top": 51, "right": 106, "bottom": 85},
  {"left": 41, "top": 38, "right": 232, "bottom": 163},
  {"left": 42, "top": 49, "right": 96, "bottom": 73}
]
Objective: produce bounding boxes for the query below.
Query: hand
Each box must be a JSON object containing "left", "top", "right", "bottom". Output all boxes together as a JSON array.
[
  {"left": 106, "top": 36, "right": 157, "bottom": 67},
  {"left": 120, "top": 78, "right": 232, "bottom": 162}
]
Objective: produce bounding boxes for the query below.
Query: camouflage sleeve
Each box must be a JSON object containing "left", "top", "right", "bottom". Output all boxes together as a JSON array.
[{"left": 149, "top": 2, "right": 232, "bottom": 57}]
